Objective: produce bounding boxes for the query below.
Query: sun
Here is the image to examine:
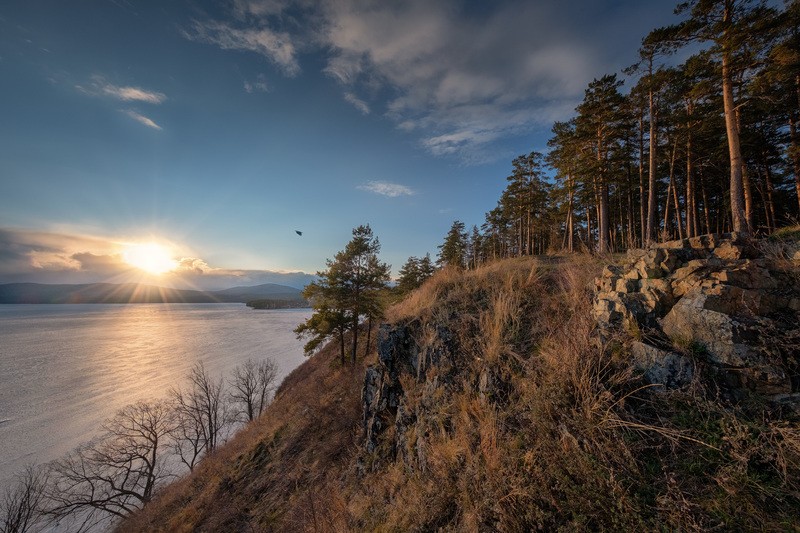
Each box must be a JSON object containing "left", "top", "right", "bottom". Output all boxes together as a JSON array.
[{"left": 122, "top": 242, "right": 178, "bottom": 275}]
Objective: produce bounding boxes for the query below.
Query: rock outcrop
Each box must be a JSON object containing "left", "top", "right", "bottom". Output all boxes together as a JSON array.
[
  {"left": 362, "top": 321, "right": 460, "bottom": 466},
  {"left": 594, "top": 233, "right": 800, "bottom": 397}
]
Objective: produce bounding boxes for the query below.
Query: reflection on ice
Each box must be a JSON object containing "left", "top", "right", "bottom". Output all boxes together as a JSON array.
[{"left": 0, "top": 304, "right": 310, "bottom": 491}]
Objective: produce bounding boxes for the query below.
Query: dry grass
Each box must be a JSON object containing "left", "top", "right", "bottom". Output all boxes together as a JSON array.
[
  {"left": 119, "top": 254, "right": 800, "bottom": 532},
  {"left": 116, "top": 326, "right": 368, "bottom": 533},
  {"left": 346, "top": 255, "right": 800, "bottom": 531}
]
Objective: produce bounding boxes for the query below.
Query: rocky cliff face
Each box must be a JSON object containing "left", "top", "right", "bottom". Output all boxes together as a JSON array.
[
  {"left": 362, "top": 320, "right": 461, "bottom": 466},
  {"left": 593, "top": 233, "right": 800, "bottom": 398}
]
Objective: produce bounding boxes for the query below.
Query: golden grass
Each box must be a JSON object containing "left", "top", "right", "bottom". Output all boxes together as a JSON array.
[{"left": 119, "top": 254, "right": 800, "bottom": 532}]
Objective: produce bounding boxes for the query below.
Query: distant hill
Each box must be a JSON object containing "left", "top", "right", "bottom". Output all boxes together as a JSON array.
[
  {"left": 211, "top": 284, "right": 303, "bottom": 302},
  {"left": 0, "top": 282, "right": 306, "bottom": 305}
]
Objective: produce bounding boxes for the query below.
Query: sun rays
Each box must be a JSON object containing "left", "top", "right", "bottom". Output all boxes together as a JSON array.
[{"left": 122, "top": 242, "right": 178, "bottom": 275}]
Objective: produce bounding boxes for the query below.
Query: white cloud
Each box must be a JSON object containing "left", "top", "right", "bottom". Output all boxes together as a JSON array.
[
  {"left": 123, "top": 110, "right": 162, "bottom": 130},
  {"left": 77, "top": 75, "right": 166, "bottom": 104},
  {"left": 0, "top": 228, "right": 315, "bottom": 290},
  {"left": 343, "top": 92, "right": 369, "bottom": 114},
  {"left": 187, "top": 0, "right": 673, "bottom": 163},
  {"left": 102, "top": 84, "right": 166, "bottom": 104},
  {"left": 186, "top": 20, "right": 300, "bottom": 77},
  {"left": 357, "top": 180, "right": 414, "bottom": 197}
]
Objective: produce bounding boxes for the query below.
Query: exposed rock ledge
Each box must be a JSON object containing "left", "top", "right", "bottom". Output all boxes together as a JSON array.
[{"left": 593, "top": 233, "right": 800, "bottom": 397}]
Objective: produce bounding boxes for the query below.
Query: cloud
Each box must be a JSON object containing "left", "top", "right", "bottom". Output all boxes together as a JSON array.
[
  {"left": 77, "top": 75, "right": 166, "bottom": 104},
  {"left": 244, "top": 73, "right": 269, "bottom": 93},
  {"left": 343, "top": 92, "right": 369, "bottom": 114},
  {"left": 357, "top": 180, "right": 414, "bottom": 197},
  {"left": 186, "top": 20, "right": 300, "bottom": 76},
  {"left": 188, "top": 0, "right": 676, "bottom": 162},
  {"left": 102, "top": 84, "right": 166, "bottom": 104},
  {"left": 0, "top": 228, "right": 315, "bottom": 290},
  {"left": 123, "top": 110, "right": 162, "bottom": 130}
]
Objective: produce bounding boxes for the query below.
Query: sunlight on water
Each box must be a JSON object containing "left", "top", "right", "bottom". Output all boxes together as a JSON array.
[{"left": 0, "top": 304, "right": 310, "bottom": 489}]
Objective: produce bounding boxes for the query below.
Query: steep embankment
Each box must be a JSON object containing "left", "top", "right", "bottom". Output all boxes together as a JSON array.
[{"left": 120, "top": 237, "right": 800, "bottom": 532}]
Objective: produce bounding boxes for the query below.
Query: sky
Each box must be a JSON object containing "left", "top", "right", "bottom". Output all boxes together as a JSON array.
[{"left": 0, "top": 0, "right": 684, "bottom": 289}]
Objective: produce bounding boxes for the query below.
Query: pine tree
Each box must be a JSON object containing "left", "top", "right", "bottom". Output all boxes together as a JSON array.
[
  {"left": 670, "top": 0, "right": 780, "bottom": 232},
  {"left": 295, "top": 225, "right": 390, "bottom": 365},
  {"left": 437, "top": 220, "right": 468, "bottom": 268},
  {"left": 575, "top": 74, "right": 627, "bottom": 253}
]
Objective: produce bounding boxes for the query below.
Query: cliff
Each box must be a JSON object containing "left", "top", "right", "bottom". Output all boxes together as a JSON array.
[{"left": 119, "top": 235, "right": 800, "bottom": 532}]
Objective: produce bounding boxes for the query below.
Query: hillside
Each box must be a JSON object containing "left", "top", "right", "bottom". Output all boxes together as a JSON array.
[
  {"left": 0, "top": 282, "right": 304, "bottom": 305},
  {"left": 119, "top": 239, "right": 800, "bottom": 532}
]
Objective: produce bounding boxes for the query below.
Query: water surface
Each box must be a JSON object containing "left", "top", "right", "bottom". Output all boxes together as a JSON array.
[{"left": 0, "top": 304, "right": 310, "bottom": 488}]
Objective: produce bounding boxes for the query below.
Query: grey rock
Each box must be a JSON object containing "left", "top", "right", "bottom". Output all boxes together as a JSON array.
[
  {"left": 630, "top": 341, "right": 693, "bottom": 389},
  {"left": 594, "top": 233, "right": 799, "bottom": 399}
]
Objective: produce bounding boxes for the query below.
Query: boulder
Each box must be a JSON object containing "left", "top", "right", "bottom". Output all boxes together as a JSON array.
[
  {"left": 630, "top": 341, "right": 693, "bottom": 389},
  {"left": 594, "top": 233, "right": 799, "bottom": 399}
]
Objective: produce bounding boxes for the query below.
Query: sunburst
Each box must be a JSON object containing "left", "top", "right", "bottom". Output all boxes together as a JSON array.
[{"left": 122, "top": 242, "right": 178, "bottom": 275}]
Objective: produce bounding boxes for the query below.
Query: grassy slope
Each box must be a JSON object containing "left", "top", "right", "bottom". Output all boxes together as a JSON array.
[
  {"left": 119, "top": 254, "right": 800, "bottom": 532},
  {"left": 118, "top": 331, "right": 367, "bottom": 532}
]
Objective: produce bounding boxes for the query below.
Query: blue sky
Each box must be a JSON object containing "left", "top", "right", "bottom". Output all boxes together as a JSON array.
[{"left": 0, "top": 0, "right": 681, "bottom": 289}]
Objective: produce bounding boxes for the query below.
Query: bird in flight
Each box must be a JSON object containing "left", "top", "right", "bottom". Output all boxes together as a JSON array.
[{"left": 295, "top": 230, "right": 303, "bottom": 236}]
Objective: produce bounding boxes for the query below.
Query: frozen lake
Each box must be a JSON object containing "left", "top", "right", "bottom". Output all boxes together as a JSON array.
[{"left": 0, "top": 304, "right": 311, "bottom": 490}]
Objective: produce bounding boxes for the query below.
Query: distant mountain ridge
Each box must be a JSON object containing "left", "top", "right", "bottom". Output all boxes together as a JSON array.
[{"left": 0, "top": 282, "right": 306, "bottom": 305}]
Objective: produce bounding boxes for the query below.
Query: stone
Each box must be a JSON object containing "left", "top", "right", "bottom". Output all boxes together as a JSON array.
[
  {"left": 660, "top": 238, "right": 689, "bottom": 250},
  {"left": 712, "top": 241, "right": 745, "bottom": 260},
  {"left": 745, "top": 364, "right": 792, "bottom": 396},
  {"left": 635, "top": 258, "right": 664, "bottom": 279},
  {"left": 602, "top": 265, "right": 623, "bottom": 278},
  {"left": 615, "top": 278, "right": 639, "bottom": 293},
  {"left": 660, "top": 289, "right": 792, "bottom": 394},
  {"left": 626, "top": 248, "right": 648, "bottom": 263},
  {"left": 630, "top": 341, "right": 693, "bottom": 389},
  {"left": 362, "top": 366, "right": 385, "bottom": 453},
  {"left": 688, "top": 234, "right": 719, "bottom": 251},
  {"left": 659, "top": 248, "right": 687, "bottom": 273},
  {"left": 624, "top": 268, "right": 642, "bottom": 280},
  {"left": 594, "top": 233, "right": 798, "bottom": 400},
  {"left": 661, "top": 288, "right": 751, "bottom": 366},
  {"left": 710, "top": 261, "right": 777, "bottom": 290},
  {"left": 771, "top": 393, "right": 800, "bottom": 416},
  {"left": 640, "top": 278, "right": 671, "bottom": 294}
]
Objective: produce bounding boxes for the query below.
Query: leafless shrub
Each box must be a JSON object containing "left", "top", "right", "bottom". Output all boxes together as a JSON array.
[
  {"left": 169, "top": 362, "right": 230, "bottom": 470},
  {"left": 229, "top": 358, "right": 279, "bottom": 422},
  {"left": 46, "top": 400, "right": 175, "bottom": 530},
  {"left": 1, "top": 464, "right": 49, "bottom": 533}
]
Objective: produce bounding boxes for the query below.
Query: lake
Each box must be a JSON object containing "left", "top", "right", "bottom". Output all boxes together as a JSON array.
[{"left": 0, "top": 304, "right": 311, "bottom": 489}]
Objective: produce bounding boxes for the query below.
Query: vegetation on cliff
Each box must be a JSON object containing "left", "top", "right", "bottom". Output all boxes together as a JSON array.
[{"left": 116, "top": 246, "right": 800, "bottom": 532}]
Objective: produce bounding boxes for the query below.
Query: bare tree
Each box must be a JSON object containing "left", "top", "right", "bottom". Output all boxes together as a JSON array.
[
  {"left": 1, "top": 464, "right": 49, "bottom": 533},
  {"left": 167, "top": 394, "right": 206, "bottom": 472},
  {"left": 229, "top": 358, "right": 279, "bottom": 422},
  {"left": 45, "top": 400, "right": 174, "bottom": 530},
  {"left": 170, "top": 362, "right": 229, "bottom": 464}
]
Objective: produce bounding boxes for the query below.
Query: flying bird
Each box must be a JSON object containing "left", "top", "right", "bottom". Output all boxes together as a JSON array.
[{"left": 295, "top": 230, "right": 303, "bottom": 236}]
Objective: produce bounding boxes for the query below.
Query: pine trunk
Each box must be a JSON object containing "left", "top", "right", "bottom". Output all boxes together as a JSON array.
[
  {"left": 567, "top": 175, "right": 574, "bottom": 252},
  {"left": 722, "top": 5, "right": 747, "bottom": 233},
  {"left": 639, "top": 111, "right": 646, "bottom": 246},
  {"left": 790, "top": 116, "right": 800, "bottom": 213},
  {"left": 764, "top": 159, "right": 777, "bottom": 232},
  {"left": 646, "top": 86, "right": 658, "bottom": 244},
  {"left": 339, "top": 331, "right": 345, "bottom": 366},
  {"left": 685, "top": 113, "right": 698, "bottom": 238}
]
